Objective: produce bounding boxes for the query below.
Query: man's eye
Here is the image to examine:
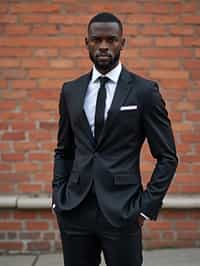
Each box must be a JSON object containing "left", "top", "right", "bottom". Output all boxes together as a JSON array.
[
  {"left": 91, "top": 38, "right": 101, "bottom": 43},
  {"left": 108, "top": 37, "right": 117, "bottom": 43}
]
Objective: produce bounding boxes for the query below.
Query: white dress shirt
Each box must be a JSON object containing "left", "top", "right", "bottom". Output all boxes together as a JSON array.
[{"left": 83, "top": 63, "right": 149, "bottom": 221}]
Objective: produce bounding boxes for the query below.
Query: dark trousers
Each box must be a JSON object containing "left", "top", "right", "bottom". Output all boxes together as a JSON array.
[{"left": 56, "top": 191, "right": 143, "bottom": 266}]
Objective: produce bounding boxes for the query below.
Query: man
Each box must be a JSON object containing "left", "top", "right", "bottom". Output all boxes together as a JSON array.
[{"left": 52, "top": 12, "right": 178, "bottom": 266}]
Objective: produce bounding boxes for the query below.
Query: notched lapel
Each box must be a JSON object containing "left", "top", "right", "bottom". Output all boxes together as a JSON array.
[
  {"left": 74, "top": 72, "right": 96, "bottom": 147},
  {"left": 96, "top": 67, "right": 133, "bottom": 147}
]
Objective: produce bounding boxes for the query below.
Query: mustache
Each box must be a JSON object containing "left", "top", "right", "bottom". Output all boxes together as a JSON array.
[{"left": 96, "top": 52, "right": 112, "bottom": 57}]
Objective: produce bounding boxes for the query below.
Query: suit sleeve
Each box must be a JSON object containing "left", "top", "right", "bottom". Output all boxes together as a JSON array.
[
  {"left": 52, "top": 84, "right": 75, "bottom": 188},
  {"left": 140, "top": 83, "right": 178, "bottom": 220}
]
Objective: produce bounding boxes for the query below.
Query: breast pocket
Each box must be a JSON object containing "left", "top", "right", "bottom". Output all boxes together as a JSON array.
[{"left": 118, "top": 108, "right": 140, "bottom": 132}]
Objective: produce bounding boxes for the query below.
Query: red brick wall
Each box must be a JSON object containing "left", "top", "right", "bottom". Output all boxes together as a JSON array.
[{"left": 0, "top": 0, "right": 200, "bottom": 253}]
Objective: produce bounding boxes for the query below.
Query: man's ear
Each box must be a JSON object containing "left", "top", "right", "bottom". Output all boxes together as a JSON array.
[
  {"left": 85, "top": 37, "right": 89, "bottom": 49},
  {"left": 121, "top": 38, "right": 126, "bottom": 50}
]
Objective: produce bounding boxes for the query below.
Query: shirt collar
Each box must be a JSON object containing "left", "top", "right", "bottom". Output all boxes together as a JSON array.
[{"left": 91, "top": 62, "right": 122, "bottom": 84}]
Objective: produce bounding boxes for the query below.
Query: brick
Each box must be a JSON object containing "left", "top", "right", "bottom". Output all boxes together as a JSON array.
[
  {"left": 0, "top": 48, "right": 32, "bottom": 57},
  {"left": 2, "top": 132, "right": 25, "bottom": 141},
  {"left": 11, "top": 122, "right": 35, "bottom": 130},
  {"left": 11, "top": 3, "right": 60, "bottom": 13},
  {"left": 183, "top": 60, "right": 200, "bottom": 69},
  {"left": 161, "top": 79, "right": 190, "bottom": 89},
  {"left": 143, "top": 3, "right": 169, "bottom": 13},
  {"left": 27, "top": 112, "right": 53, "bottom": 120},
  {"left": 28, "top": 153, "right": 51, "bottom": 161},
  {"left": 142, "top": 25, "right": 167, "bottom": 36},
  {"left": 0, "top": 122, "right": 8, "bottom": 130},
  {"left": 14, "top": 211, "right": 37, "bottom": 220},
  {"left": 60, "top": 48, "right": 87, "bottom": 58},
  {"left": 186, "top": 112, "right": 200, "bottom": 121},
  {"left": 5, "top": 25, "right": 30, "bottom": 35},
  {"left": 0, "top": 173, "right": 28, "bottom": 182},
  {"left": 29, "top": 131, "right": 52, "bottom": 141},
  {"left": 187, "top": 91, "right": 200, "bottom": 101},
  {"left": 0, "top": 222, "right": 21, "bottom": 230},
  {"left": 38, "top": 79, "right": 63, "bottom": 89},
  {"left": 2, "top": 90, "right": 27, "bottom": 99},
  {"left": 0, "top": 183, "right": 12, "bottom": 193},
  {"left": 149, "top": 70, "right": 189, "bottom": 79},
  {"left": 18, "top": 184, "right": 42, "bottom": 193},
  {"left": 176, "top": 221, "right": 199, "bottom": 230},
  {"left": 154, "top": 15, "right": 179, "bottom": 24},
  {"left": 13, "top": 142, "right": 38, "bottom": 152},
  {"left": 48, "top": 14, "right": 91, "bottom": 24},
  {"left": 15, "top": 162, "right": 38, "bottom": 172},
  {"left": 0, "top": 59, "right": 19, "bottom": 67},
  {"left": 195, "top": 48, "right": 200, "bottom": 57},
  {"left": 155, "top": 37, "right": 182, "bottom": 47},
  {"left": 183, "top": 37, "right": 200, "bottom": 47},
  {"left": 21, "top": 58, "right": 49, "bottom": 68},
  {"left": 40, "top": 101, "right": 57, "bottom": 110},
  {"left": 2, "top": 153, "right": 24, "bottom": 161},
  {"left": 50, "top": 59, "right": 75, "bottom": 68},
  {"left": 152, "top": 60, "right": 180, "bottom": 69},
  {"left": 26, "top": 221, "right": 49, "bottom": 231},
  {"left": 0, "top": 143, "right": 10, "bottom": 151},
  {"left": 173, "top": 122, "right": 192, "bottom": 132},
  {"left": 161, "top": 231, "right": 175, "bottom": 240},
  {"left": 172, "top": 3, "right": 197, "bottom": 13},
  {"left": 128, "top": 37, "right": 153, "bottom": 47},
  {"left": 141, "top": 48, "right": 193, "bottom": 58},
  {"left": 0, "top": 15, "right": 17, "bottom": 23},
  {"left": 0, "top": 242, "right": 23, "bottom": 250},
  {"left": 148, "top": 221, "right": 172, "bottom": 230},
  {"left": 12, "top": 80, "right": 37, "bottom": 89},
  {"left": 180, "top": 185, "right": 200, "bottom": 193},
  {"left": 0, "top": 3, "right": 8, "bottom": 13},
  {"left": 0, "top": 80, "right": 7, "bottom": 88},
  {"left": 27, "top": 241, "right": 50, "bottom": 251},
  {"left": 20, "top": 232, "right": 40, "bottom": 240},
  {"left": 43, "top": 232, "right": 55, "bottom": 240},
  {"left": 60, "top": 25, "right": 87, "bottom": 35},
  {"left": 182, "top": 16, "right": 200, "bottom": 24},
  {"left": 1, "top": 69, "right": 26, "bottom": 79},
  {"left": 20, "top": 15, "right": 47, "bottom": 23},
  {"left": 34, "top": 48, "right": 58, "bottom": 57},
  {"left": 0, "top": 37, "right": 81, "bottom": 48},
  {"left": 170, "top": 26, "right": 194, "bottom": 35},
  {"left": 32, "top": 25, "right": 58, "bottom": 35},
  {"left": 29, "top": 69, "right": 77, "bottom": 79}
]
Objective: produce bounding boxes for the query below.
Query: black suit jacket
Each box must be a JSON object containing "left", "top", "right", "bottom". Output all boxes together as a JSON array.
[{"left": 52, "top": 66, "right": 178, "bottom": 227}]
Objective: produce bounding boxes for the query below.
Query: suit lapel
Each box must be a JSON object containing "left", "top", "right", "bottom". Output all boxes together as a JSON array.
[
  {"left": 96, "top": 67, "right": 133, "bottom": 147},
  {"left": 75, "top": 72, "right": 96, "bottom": 147}
]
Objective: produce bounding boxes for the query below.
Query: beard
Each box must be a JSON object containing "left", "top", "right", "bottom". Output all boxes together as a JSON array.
[{"left": 89, "top": 50, "right": 121, "bottom": 73}]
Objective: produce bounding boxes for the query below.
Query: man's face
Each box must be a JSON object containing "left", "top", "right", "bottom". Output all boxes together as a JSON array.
[{"left": 85, "top": 22, "right": 125, "bottom": 74}]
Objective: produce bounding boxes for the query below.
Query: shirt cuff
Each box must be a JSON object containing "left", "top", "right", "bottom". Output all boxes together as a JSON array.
[{"left": 140, "top": 212, "right": 150, "bottom": 220}]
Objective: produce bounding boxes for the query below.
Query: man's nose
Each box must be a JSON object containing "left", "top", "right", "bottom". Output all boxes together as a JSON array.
[{"left": 99, "top": 40, "right": 109, "bottom": 50}]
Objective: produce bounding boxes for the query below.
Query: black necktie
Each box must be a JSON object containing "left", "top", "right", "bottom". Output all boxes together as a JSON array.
[{"left": 94, "top": 76, "right": 109, "bottom": 143}]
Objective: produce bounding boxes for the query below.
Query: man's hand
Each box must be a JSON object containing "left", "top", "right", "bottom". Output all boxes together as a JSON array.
[{"left": 138, "top": 214, "right": 145, "bottom": 227}]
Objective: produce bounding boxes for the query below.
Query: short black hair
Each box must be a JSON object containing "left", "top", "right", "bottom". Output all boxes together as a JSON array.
[{"left": 88, "top": 12, "right": 123, "bottom": 33}]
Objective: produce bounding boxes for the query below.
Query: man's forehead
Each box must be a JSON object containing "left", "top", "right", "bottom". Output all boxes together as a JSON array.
[{"left": 89, "top": 22, "right": 121, "bottom": 35}]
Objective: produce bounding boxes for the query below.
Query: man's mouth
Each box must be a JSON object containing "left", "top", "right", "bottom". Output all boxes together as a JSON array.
[{"left": 97, "top": 54, "right": 111, "bottom": 59}]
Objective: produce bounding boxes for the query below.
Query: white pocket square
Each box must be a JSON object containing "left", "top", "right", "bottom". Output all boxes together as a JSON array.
[{"left": 120, "top": 105, "right": 138, "bottom": 111}]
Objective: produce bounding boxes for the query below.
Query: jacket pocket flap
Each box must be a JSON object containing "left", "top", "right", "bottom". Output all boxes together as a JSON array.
[{"left": 114, "top": 175, "right": 137, "bottom": 185}]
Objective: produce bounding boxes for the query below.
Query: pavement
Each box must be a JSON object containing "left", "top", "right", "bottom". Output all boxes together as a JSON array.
[{"left": 0, "top": 248, "right": 199, "bottom": 266}]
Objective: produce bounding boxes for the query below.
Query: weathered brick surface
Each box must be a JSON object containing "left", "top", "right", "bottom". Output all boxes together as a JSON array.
[{"left": 0, "top": 0, "right": 199, "bottom": 253}]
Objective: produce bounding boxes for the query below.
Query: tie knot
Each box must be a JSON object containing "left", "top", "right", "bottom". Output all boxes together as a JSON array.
[{"left": 99, "top": 76, "right": 109, "bottom": 87}]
